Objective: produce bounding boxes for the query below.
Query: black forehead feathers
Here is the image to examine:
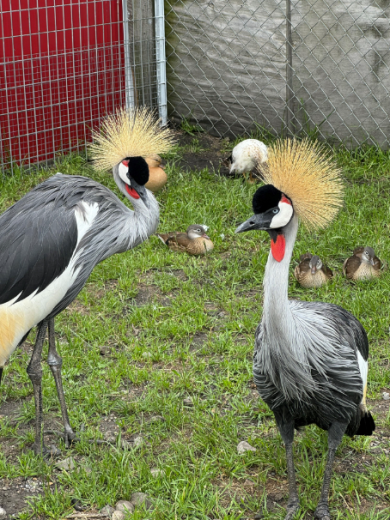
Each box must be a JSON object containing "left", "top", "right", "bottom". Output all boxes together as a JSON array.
[
  {"left": 252, "top": 184, "right": 283, "bottom": 214},
  {"left": 126, "top": 156, "right": 149, "bottom": 185}
]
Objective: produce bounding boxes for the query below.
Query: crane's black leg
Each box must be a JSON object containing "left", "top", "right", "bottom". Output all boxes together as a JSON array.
[
  {"left": 47, "top": 318, "right": 77, "bottom": 448},
  {"left": 274, "top": 415, "right": 300, "bottom": 520},
  {"left": 0, "top": 367, "right": 3, "bottom": 385},
  {"left": 314, "top": 421, "right": 347, "bottom": 520},
  {"left": 26, "top": 321, "right": 49, "bottom": 455}
]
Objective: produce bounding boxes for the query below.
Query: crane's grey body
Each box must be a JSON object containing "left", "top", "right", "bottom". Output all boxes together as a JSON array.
[
  {"left": 0, "top": 166, "right": 159, "bottom": 454},
  {"left": 254, "top": 216, "right": 367, "bottom": 436}
]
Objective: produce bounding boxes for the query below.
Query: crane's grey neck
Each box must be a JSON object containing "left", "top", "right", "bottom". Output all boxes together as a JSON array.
[
  {"left": 100, "top": 167, "right": 160, "bottom": 256},
  {"left": 259, "top": 214, "right": 318, "bottom": 402},
  {"left": 263, "top": 214, "right": 298, "bottom": 323}
]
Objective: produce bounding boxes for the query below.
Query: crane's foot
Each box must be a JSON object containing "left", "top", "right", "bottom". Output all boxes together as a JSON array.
[
  {"left": 45, "top": 427, "right": 79, "bottom": 448},
  {"left": 63, "top": 427, "right": 79, "bottom": 448},
  {"left": 31, "top": 442, "right": 61, "bottom": 458},
  {"left": 284, "top": 498, "right": 300, "bottom": 520},
  {"left": 314, "top": 502, "right": 331, "bottom": 520}
]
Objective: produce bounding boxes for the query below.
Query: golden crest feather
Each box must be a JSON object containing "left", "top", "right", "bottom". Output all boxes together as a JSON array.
[
  {"left": 89, "top": 107, "right": 175, "bottom": 171},
  {"left": 262, "top": 139, "right": 343, "bottom": 230}
]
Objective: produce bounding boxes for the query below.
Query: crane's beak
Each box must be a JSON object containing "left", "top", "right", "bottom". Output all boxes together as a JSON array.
[
  {"left": 235, "top": 213, "right": 270, "bottom": 233},
  {"left": 130, "top": 178, "right": 149, "bottom": 208}
]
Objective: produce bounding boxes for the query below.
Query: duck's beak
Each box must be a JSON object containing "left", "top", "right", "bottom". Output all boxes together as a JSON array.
[{"left": 202, "top": 233, "right": 210, "bottom": 239}]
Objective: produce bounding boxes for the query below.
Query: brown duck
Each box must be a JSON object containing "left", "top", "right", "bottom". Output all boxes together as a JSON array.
[
  {"left": 343, "top": 246, "right": 383, "bottom": 280},
  {"left": 294, "top": 253, "right": 333, "bottom": 288},
  {"left": 157, "top": 225, "right": 214, "bottom": 255},
  {"left": 145, "top": 155, "right": 167, "bottom": 192}
]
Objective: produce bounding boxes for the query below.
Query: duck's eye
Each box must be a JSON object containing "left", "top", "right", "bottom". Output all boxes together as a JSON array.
[{"left": 272, "top": 208, "right": 279, "bottom": 214}]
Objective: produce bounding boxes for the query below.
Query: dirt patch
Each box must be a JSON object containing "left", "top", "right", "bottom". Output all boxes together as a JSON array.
[
  {"left": 173, "top": 130, "right": 231, "bottom": 175},
  {"left": 0, "top": 477, "right": 45, "bottom": 518}
]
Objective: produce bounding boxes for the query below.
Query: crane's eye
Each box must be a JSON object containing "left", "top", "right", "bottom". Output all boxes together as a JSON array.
[{"left": 272, "top": 208, "right": 279, "bottom": 214}]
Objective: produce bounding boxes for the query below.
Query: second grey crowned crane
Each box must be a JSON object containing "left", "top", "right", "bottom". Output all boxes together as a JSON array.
[
  {"left": 235, "top": 140, "right": 375, "bottom": 520},
  {"left": 0, "top": 108, "right": 174, "bottom": 455}
]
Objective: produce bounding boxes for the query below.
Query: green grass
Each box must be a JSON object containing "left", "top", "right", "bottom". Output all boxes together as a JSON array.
[{"left": 1, "top": 139, "right": 390, "bottom": 519}]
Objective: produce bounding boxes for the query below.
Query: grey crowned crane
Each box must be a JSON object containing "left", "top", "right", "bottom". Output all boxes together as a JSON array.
[
  {"left": 235, "top": 140, "right": 375, "bottom": 520},
  {"left": 0, "top": 108, "right": 174, "bottom": 455}
]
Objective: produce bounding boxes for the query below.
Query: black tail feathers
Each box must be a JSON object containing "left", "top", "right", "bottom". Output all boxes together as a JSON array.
[{"left": 356, "top": 410, "right": 375, "bottom": 436}]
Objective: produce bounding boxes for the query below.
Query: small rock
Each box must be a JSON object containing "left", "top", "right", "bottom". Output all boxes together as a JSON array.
[
  {"left": 183, "top": 397, "right": 194, "bottom": 407},
  {"left": 142, "top": 352, "right": 153, "bottom": 359},
  {"left": 104, "top": 433, "right": 117, "bottom": 443},
  {"left": 220, "top": 233, "right": 225, "bottom": 240},
  {"left": 0, "top": 507, "right": 6, "bottom": 518},
  {"left": 382, "top": 392, "right": 390, "bottom": 400},
  {"left": 150, "top": 468, "right": 164, "bottom": 478},
  {"left": 237, "top": 441, "right": 256, "bottom": 454},
  {"left": 25, "top": 479, "right": 40, "bottom": 491},
  {"left": 149, "top": 415, "right": 165, "bottom": 423},
  {"left": 115, "top": 500, "right": 134, "bottom": 514},
  {"left": 112, "top": 512, "right": 125, "bottom": 520},
  {"left": 55, "top": 457, "right": 76, "bottom": 471},
  {"left": 99, "top": 505, "right": 115, "bottom": 518},
  {"left": 133, "top": 436, "right": 144, "bottom": 448},
  {"left": 130, "top": 492, "right": 153, "bottom": 510}
]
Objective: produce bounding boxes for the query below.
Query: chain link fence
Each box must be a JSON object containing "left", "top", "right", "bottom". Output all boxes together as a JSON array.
[
  {"left": 165, "top": 0, "right": 390, "bottom": 148},
  {"left": 0, "top": 0, "right": 167, "bottom": 174}
]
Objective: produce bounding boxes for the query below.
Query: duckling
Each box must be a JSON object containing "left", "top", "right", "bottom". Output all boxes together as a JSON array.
[
  {"left": 294, "top": 253, "right": 333, "bottom": 288},
  {"left": 343, "top": 246, "right": 383, "bottom": 280},
  {"left": 225, "top": 139, "right": 268, "bottom": 183},
  {"left": 157, "top": 225, "right": 214, "bottom": 255},
  {"left": 145, "top": 155, "right": 167, "bottom": 192}
]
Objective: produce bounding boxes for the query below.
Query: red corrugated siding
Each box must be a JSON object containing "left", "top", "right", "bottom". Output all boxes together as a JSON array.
[{"left": 0, "top": 0, "right": 125, "bottom": 167}]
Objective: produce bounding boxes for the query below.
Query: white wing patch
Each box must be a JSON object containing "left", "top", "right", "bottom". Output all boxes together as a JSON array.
[
  {"left": 0, "top": 202, "right": 99, "bottom": 366},
  {"left": 75, "top": 202, "right": 99, "bottom": 243},
  {"left": 357, "top": 350, "right": 368, "bottom": 405}
]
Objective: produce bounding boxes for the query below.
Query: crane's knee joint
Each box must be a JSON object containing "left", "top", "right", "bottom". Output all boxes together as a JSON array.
[
  {"left": 47, "top": 353, "right": 62, "bottom": 368},
  {"left": 27, "top": 367, "right": 42, "bottom": 383}
]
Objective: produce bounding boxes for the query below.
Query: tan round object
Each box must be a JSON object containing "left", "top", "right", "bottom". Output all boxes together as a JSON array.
[
  {"left": 115, "top": 501, "right": 134, "bottom": 514},
  {"left": 112, "top": 511, "right": 125, "bottom": 520},
  {"left": 145, "top": 167, "right": 168, "bottom": 192}
]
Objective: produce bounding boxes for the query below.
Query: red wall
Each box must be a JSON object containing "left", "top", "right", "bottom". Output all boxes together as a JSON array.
[{"left": 0, "top": 0, "right": 125, "bottom": 167}]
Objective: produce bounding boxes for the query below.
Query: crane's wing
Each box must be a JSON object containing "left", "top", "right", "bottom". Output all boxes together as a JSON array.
[{"left": 0, "top": 175, "right": 80, "bottom": 305}]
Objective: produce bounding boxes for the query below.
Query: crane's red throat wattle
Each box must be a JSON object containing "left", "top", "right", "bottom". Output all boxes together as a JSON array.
[
  {"left": 125, "top": 184, "right": 140, "bottom": 199},
  {"left": 271, "top": 234, "right": 285, "bottom": 262}
]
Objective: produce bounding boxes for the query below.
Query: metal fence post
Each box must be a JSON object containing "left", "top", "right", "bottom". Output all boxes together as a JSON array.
[
  {"left": 123, "top": 0, "right": 136, "bottom": 110},
  {"left": 286, "top": 0, "right": 294, "bottom": 136},
  {"left": 154, "top": 0, "right": 168, "bottom": 126}
]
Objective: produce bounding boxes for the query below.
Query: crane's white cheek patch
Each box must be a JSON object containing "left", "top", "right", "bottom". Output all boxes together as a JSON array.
[
  {"left": 270, "top": 202, "right": 293, "bottom": 229},
  {"left": 118, "top": 162, "right": 130, "bottom": 185}
]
